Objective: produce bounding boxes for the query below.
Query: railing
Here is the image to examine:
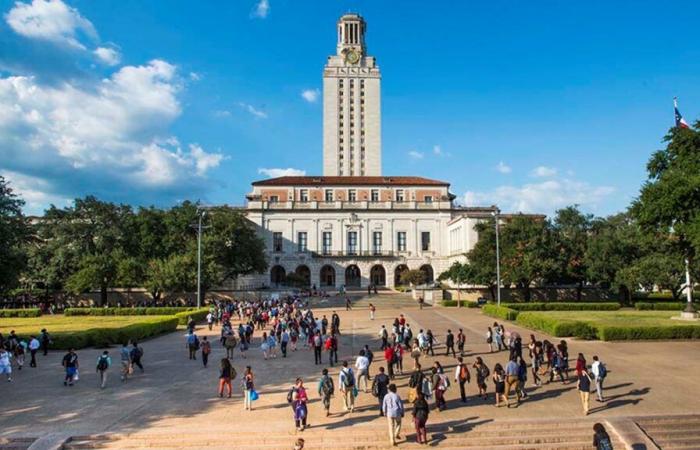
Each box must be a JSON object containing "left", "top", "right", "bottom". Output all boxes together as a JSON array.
[
  {"left": 250, "top": 200, "right": 450, "bottom": 210},
  {"left": 311, "top": 250, "right": 399, "bottom": 258}
]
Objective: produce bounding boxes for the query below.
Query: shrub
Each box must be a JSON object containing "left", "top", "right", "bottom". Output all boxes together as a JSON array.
[
  {"left": 598, "top": 325, "right": 700, "bottom": 341},
  {"left": 634, "top": 302, "right": 688, "bottom": 311},
  {"left": 64, "top": 307, "right": 197, "bottom": 316},
  {"left": 50, "top": 317, "right": 179, "bottom": 349},
  {"left": 174, "top": 308, "right": 209, "bottom": 325},
  {"left": 504, "top": 302, "right": 620, "bottom": 311},
  {"left": 482, "top": 305, "right": 519, "bottom": 321},
  {"left": 515, "top": 312, "right": 598, "bottom": 339},
  {"left": 0, "top": 308, "right": 42, "bottom": 318},
  {"left": 441, "top": 300, "right": 479, "bottom": 308}
]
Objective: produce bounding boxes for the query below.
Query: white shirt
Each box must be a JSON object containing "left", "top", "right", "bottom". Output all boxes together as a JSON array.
[
  {"left": 29, "top": 338, "right": 40, "bottom": 350},
  {"left": 591, "top": 360, "right": 601, "bottom": 378},
  {"left": 0, "top": 351, "right": 10, "bottom": 366},
  {"left": 355, "top": 355, "right": 369, "bottom": 371}
]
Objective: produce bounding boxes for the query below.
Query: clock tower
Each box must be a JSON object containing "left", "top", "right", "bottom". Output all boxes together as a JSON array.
[{"left": 323, "top": 13, "right": 381, "bottom": 176}]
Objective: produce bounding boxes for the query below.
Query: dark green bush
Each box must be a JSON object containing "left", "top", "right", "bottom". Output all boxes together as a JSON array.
[
  {"left": 504, "top": 302, "right": 620, "bottom": 311},
  {"left": 174, "top": 308, "right": 209, "bottom": 325},
  {"left": 441, "top": 300, "right": 479, "bottom": 308},
  {"left": 64, "top": 307, "right": 197, "bottom": 316},
  {"left": 0, "top": 308, "right": 42, "bottom": 318},
  {"left": 634, "top": 302, "right": 687, "bottom": 311},
  {"left": 598, "top": 325, "right": 700, "bottom": 341},
  {"left": 50, "top": 317, "right": 179, "bottom": 349},
  {"left": 515, "top": 312, "right": 598, "bottom": 339},
  {"left": 482, "top": 305, "right": 519, "bottom": 321}
]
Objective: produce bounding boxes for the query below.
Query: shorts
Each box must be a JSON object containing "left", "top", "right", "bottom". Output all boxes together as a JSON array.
[
  {"left": 66, "top": 367, "right": 77, "bottom": 377},
  {"left": 0, "top": 365, "right": 11, "bottom": 375}
]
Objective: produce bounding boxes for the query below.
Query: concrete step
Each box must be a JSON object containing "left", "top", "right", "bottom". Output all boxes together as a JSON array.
[{"left": 0, "top": 437, "right": 35, "bottom": 450}]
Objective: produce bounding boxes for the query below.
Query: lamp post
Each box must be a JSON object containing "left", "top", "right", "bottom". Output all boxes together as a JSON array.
[
  {"left": 196, "top": 210, "right": 207, "bottom": 309},
  {"left": 491, "top": 207, "right": 502, "bottom": 306}
]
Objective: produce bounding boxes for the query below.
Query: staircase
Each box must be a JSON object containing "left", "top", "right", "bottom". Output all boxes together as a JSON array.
[
  {"left": 635, "top": 414, "right": 700, "bottom": 449},
  {"left": 0, "top": 437, "right": 35, "bottom": 450},
  {"left": 61, "top": 417, "right": 622, "bottom": 450}
]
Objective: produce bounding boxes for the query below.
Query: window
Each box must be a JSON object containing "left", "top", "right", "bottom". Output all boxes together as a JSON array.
[
  {"left": 297, "top": 232, "right": 307, "bottom": 252},
  {"left": 325, "top": 189, "right": 334, "bottom": 202},
  {"left": 371, "top": 190, "right": 379, "bottom": 202},
  {"left": 322, "top": 231, "right": 332, "bottom": 255},
  {"left": 395, "top": 189, "right": 404, "bottom": 202},
  {"left": 273, "top": 232, "right": 283, "bottom": 252},
  {"left": 421, "top": 232, "right": 431, "bottom": 251},
  {"left": 373, "top": 231, "right": 382, "bottom": 255},
  {"left": 269, "top": 195, "right": 279, "bottom": 203},
  {"left": 348, "top": 189, "right": 357, "bottom": 202},
  {"left": 347, "top": 231, "right": 358, "bottom": 255},
  {"left": 299, "top": 190, "right": 308, "bottom": 202},
  {"left": 424, "top": 195, "right": 433, "bottom": 203},
  {"left": 397, "top": 232, "right": 407, "bottom": 252}
]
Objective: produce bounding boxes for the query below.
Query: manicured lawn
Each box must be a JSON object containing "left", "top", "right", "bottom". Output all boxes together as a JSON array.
[
  {"left": 0, "top": 315, "right": 179, "bottom": 349},
  {"left": 513, "top": 309, "right": 700, "bottom": 341}
]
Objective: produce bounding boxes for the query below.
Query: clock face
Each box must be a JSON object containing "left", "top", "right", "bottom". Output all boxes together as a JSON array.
[{"left": 345, "top": 49, "right": 360, "bottom": 64}]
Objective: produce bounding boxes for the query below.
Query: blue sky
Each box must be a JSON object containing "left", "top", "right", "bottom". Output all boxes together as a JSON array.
[{"left": 1, "top": 0, "right": 699, "bottom": 217}]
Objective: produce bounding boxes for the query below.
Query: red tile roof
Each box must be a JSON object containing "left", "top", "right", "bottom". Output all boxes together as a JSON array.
[{"left": 252, "top": 176, "right": 450, "bottom": 187}]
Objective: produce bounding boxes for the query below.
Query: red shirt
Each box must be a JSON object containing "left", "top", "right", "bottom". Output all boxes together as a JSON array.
[
  {"left": 575, "top": 359, "right": 585, "bottom": 376},
  {"left": 384, "top": 347, "right": 394, "bottom": 362}
]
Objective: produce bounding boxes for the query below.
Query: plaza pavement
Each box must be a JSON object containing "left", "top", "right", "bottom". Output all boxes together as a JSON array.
[{"left": 1, "top": 293, "right": 699, "bottom": 449}]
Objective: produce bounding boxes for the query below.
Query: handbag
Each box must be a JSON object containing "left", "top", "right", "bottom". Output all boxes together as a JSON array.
[
  {"left": 250, "top": 389, "right": 259, "bottom": 401},
  {"left": 407, "top": 387, "right": 417, "bottom": 403}
]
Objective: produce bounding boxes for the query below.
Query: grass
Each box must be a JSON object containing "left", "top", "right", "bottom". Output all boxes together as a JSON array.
[
  {"left": 514, "top": 309, "right": 700, "bottom": 341},
  {"left": 0, "top": 315, "right": 179, "bottom": 349}
]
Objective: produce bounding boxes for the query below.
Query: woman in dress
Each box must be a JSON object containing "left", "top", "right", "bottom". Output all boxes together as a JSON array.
[
  {"left": 472, "top": 356, "right": 489, "bottom": 399},
  {"left": 412, "top": 391, "right": 430, "bottom": 445},
  {"left": 492, "top": 363, "right": 507, "bottom": 407},
  {"left": 292, "top": 378, "right": 309, "bottom": 431}
]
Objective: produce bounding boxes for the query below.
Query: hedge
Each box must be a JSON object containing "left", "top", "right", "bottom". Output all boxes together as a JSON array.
[
  {"left": 598, "top": 325, "right": 700, "bottom": 341},
  {"left": 441, "top": 300, "right": 480, "bottom": 308},
  {"left": 634, "top": 302, "right": 689, "bottom": 311},
  {"left": 50, "top": 317, "right": 179, "bottom": 349},
  {"left": 0, "top": 308, "right": 42, "bottom": 318},
  {"left": 174, "top": 308, "right": 209, "bottom": 325},
  {"left": 482, "top": 305, "right": 519, "bottom": 321},
  {"left": 64, "top": 307, "right": 198, "bottom": 316},
  {"left": 504, "top": 302, "right": 620, "bottom": 311},
  {"left": 514, "top": 312, "right": 598, "bottom": 339}
]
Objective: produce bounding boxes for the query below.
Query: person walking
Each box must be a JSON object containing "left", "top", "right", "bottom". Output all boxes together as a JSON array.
[
  {"left": 516, "top": 355, "right": 529, "bottom": 399},
  {"left": 281, "top": 329, "right": 290, "bottom": 357},
  {"left": 312, "top": 331, "right": 323, "bottom": 365},
  {"left": 531, "top": 340, "right": 543, "bottom": 387},
  {"left": 186, "top": 331, "right": 199, "bottom": 360},
  {"left": 318, "top": 368, "right": 334, "bottom": 417},
  {"left": 291, "top": 378, "right": 310, "bottom": 431},
  {"left": 0, "top": 347, "right": 12, "bottom": 382},
  {"left": 577, "top": 367, "right": 593, "bottom": 415},
  {"left": 444, "top": 330, "right": 456, "bottom": 358},
  {"left": 372, "top": 366, "right": 390, "bottom": 416},
  {"left": 412, "top": 391, "right": 430, "bottom": 445},
  {"left": 327, "top": 333, "right": 338, "bottom": 366},
  {"left": 62, "top": 348, "right": 79, "bottom": 387},
  {"left": 14, "top": 339, "right": 25, "bottom": 371},
  {"left": 431, "top": 366, "right": 448, "bottom": 411},
  {"left": 28, "top": 335, "right": 40, "bottom": 368},
  {"left": 504, "top": 356, "right": 521, "bottom": 407},
  {"left": 492, "top": 363, "right": 507, "bottom": 407},
  {"left": 494, "top": 323, "right": 505, "bottom": 351},
  {"left": 201, "top": 337, "right": 211, "bottom": 367},
  {"left": 369, "top": 303, "right": 376, "bottom": 320},
  {"left": 593, "top": 423, "right": 614, "bottom": 450},
  {"left": 591, "top": 355, "right": 607, "bottom": 402},
  {"left": 39, "top": 328, "right": 51, "bottom": 356},
  {"left": 218, "top": 358, "right": 235, "bottom": 398},
  {"left": 384, "top": 345, "right": 395, "bottom": 380},
  {"left": 339, "top": 361, "right": 356, "bottom": 412},
  {"left": 96, "top": 351, "right": 111, "bottom": 389},
  {"left": 243, "top": 366, "right": 255, "bottom": 410},
  {"left": 382, "top": 383, "right": 404, "bottom": 446},
  {"left": 131, "top": 342, "right": 144, "bottom": 373},
  {"left": 454, "top": 357, "right": 471, "bottom": 403},
  {"left": 408, "top": 364, "right": 425, "bottom": 403},
  {"left": 379, "top": 325, "right": 389, "bottom": 350},
  {"left": 426, "top": 330, "right": 435, "bottom": 356},
  {"left": 473, "top": 357, "right": 489, "bottom": 399},
  {"left": 120, "top": 343, "right": 131, "bottom": 382},
  {"left": 345, "top": 296, "right": 352, "bottom": 310},
  {"left": 456, "top": 329, "right": 465, "bottom": 357},
  {"left": 410, "top": 340, "right": 421, "bottom": 370},
  {"left": 486, "top": 327, "right": 495, "bottom": 353},
  {"left": 355, "top": 350, "right": 370, "bottom": 393}
]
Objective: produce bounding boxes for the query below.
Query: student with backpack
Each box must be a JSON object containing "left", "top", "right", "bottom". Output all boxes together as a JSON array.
[
  {"left": 412, "top": 390, "right": 430, "bottom": 444},
  {"left": 0, "top": 348, "right": 12, "bottom": 382},
  {"left": 593, "top": 423, "right": 614, "bottom": 450},
  {"left": 457, "top": 329, "right": 466, "bottom": 357},
  {"left": 338, "top": 361, "right": 356, "bottom": 412},
  {"left": 454, "top": 357, "right": 471, "bottom": 403},
  {"left": 186, "top": 332, "right": 199, "bottom": 360},
  {"left": 326, "top": 333, "right": 338, "bottom": 366},
  {"left": 317, "top": 368, "right": 334, "bottom": 417},
  {"left": 200, "top": 337, "right": 211, "bottom": 367},
  {"left": 372, "top": 366, "right": 390, "bottom": 416},
  {"left": 591, "top": 355, "right": 607, "bottom": 402},
  {"left": 120, "top": 343, "right": 131, "bottom": 382},
  {"left": 431, "top": 365, "right": 449, "bottom": 411},
  {"left": 218, "top": 358, "right": 235, "bottom": 398},
  {"left": 131, "top": 342, "right": 144, "bottom": 373},
  {"left": 96, "top": 351, "right": 111, "bottom": 389},
  {"left": 312, "top": 331, "right": 323, "bottom": 365},
  {"left": 290, "top": 378, "right": 309, "bottom": 431},
  {"left": 62, "top": 348, "right": 79, "bottom": 387}
]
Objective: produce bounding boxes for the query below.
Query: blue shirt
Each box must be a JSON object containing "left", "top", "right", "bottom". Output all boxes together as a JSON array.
[
  {"left": 505, "top": 360, "right": 519, "bottom": 376},
  {"left": 382, "top": 392, "right": 404, "bottom": 418}
]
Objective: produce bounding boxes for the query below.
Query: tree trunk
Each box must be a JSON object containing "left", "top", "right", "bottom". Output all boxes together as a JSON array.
[{"left": 100, "top": 285, "right": 108, "bottom": 306}]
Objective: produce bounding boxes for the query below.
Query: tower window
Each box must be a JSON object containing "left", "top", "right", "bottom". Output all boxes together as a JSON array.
[{"left": 395, "top": 190, "right": 404, "bottom": 202}]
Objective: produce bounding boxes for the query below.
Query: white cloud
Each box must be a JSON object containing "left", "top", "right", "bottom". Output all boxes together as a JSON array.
[
  {"left": 213, "top": 110, "right": 232, "bottom": 118},
  {"left": 432, "top": 145, "right": 443, "bottom": 156},
  {"left": 301, "top": 88, "right": 320, "bottom": 103},
  {"left": 408, "top": 150, "right": 424, "bottom": 160},
  {"left": 496, "top": 161, "right": 512, "bottom": 174},
  {"left": 531, "top": 165, "right": 557, "bottom": 177},
  {"left": 258, "top": 167, "right": 306, "bottom": 178},
  {"left": 189, "top": 71, "right": 201, "bottom": 81},
  {"left": 1, "top": 170, "right": 71, "bottom": 214},
  {"left": 251, "top": 0, "right": 270, "bottom": 18},
  {"left": 238, "top": 102, "right": 268, "bottom": 119},
  {"left": 93, "top": 46, "right": 121, "bottom": 66},
  {"left": 5, "top": 0, "right": 97, "bottom": 49},
  {"left": 462, "top": 177, "right": 615, "bottom": 217},
  {"left": 0, "top": 59, "right": 224, "bottom": 207}
]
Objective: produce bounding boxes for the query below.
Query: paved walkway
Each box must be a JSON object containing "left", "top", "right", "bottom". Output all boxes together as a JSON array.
[{"left": 1, "top": 294, "right": 699, "bottom": 449}]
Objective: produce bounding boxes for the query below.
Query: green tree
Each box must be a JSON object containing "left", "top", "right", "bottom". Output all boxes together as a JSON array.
[
  {"left": 633, "top": 122, "right": 700, "bottom": 306},
  {"left": 0, "top": 176, "right": 28, "bottom": 293},
  {"left": 462, "top": 221, "right": 499, "bottom": 299},
  {"left": 438, "top": 261, "right": 475, "bottom": 304},
  {"left": 400, "top": 269, "right": 426, "bottom": 286},
  {"left": 551, "top": 206, "right": 592, "bottom": 301}
]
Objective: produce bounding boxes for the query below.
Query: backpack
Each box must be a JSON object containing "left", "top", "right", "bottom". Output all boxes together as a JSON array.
[
  {"left": 342, "top": 369, "right": 355, "bottom": 388},
  {"left": 230, "top": 367, "right": 237, "bottom": 379},
  {"left": 438, "top": 373, "right": 450, "bottom": 390},
  {"left": 324, "top": 338, "right": 333, "bottom": 351},
  {"left": 459, "top": 364, "right": 469, "bottom": 381},
  {"left": 287, "top": 387, "right": 296, "bottom": 404},
  {"left": 598, "top": 363, "right": 607, "bottom": 379},
  {"left": 480, "top": 365, "right": 490, "bottom": 379},
  {"left": 96, "top": 356, "right": 109, "bottom": 371},
  {"left": 194, "top": 336, "right": 200, "bottom": 350},
  {"left": 597, "top": 436, "right": 613, "bottom": 450},
  {"left": 321, "top": 377, "right": 334, "bottom": 396}
]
